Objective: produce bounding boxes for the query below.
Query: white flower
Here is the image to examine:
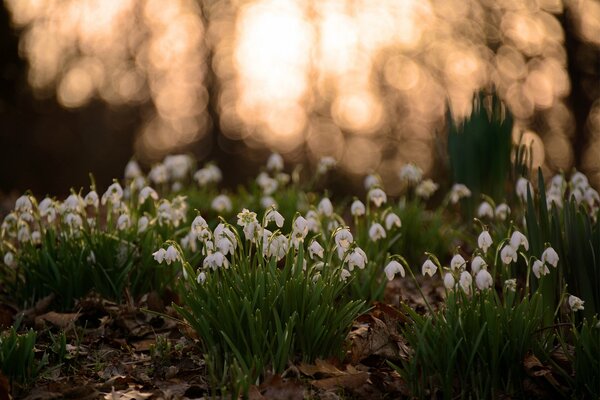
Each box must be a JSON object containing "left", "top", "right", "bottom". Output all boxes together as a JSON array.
[
  {"left": 501, "top": 245, "right": 518, "bottom": 264},
  {"left": 475, "top": 269, "right": 493, "bottom": 290},
  {"left": 384, "top": 212, "right": 401, "bottom": 230},
  {"left": 124, "top": 159, "right": 142, "bottom": 179},
  {"left": 570, "top": 171, "right": 588, "bottom": 191},
  {"left": 31, "top": 231, "right": 41, "bottom": 244},
  {"left": 117, "top": 214, "right": 131, "bottom": 230},
  {"left": 459, "top": 271, "right": 472, "bottom": 294},
  {"left": 317, "top": 156, "right": 337, "bottom": 174},
  {"left": 450, "top": 254, "right": 466, "bottom": 271},
  {"left": 139, "top": 186, "right": 159, "bottom": 204},
  {"left": 551, "top": 174, "right": 565, "bottom": 191},
  {"left": 334, "top": 228, "right": 353, "bottom": 257},
  {"left": 364, "top": 174, "right": 381, "bottom": 190},
  {"left": 504, "top": 279, "right": 517, "bottom": 292},
  {"left": 164, "top": 245, "right": 180, "bottom": 265},
  {"left": 478, "top": 230, "right": 493, "bottom": 254},
  {"left": 510, "top": 231, "right": 529, "bottom": 251},
  {"left": 261, "top": 196, "right": 277, "bottom": 209},
  {"left": 346, "top": 247, "right": 367, "bottom": 271},
  {"left": 204, "top": 251, "right": 229, "bottom": 270},
  {"left": 340, "top": 268, "right": 351, "bottom": 282},
  {"left": 399, "top": 163, "right": 423, "bottom": 184},
  {"left": 547, "top": 186, "right": 564, "bottom": 209},
  {"left": 477, "top": 201, "right": 494, "bottom": 219},
  {"left": 516, "top": 177, "right": 533, "bottom": 202},
  {"left": 532, "top": 259, "right": 550, "bottom": 278},
  {"left": 495, "top": 203, "right": 510, "bottom": 221},
  {"left": 101, "top": 183, "right": 124, "bottom": 206},
  {"left": 17, "top": 224, "right": 31, "bottom": 242},
  {"left": 192, "top": 215, "right": 210, "bottom": 241},
  {"left": 194, "top": 165, "right": 222, "bottom": 186},
  {"left": 265, "top": 209, "right": 284, "bottom": 228},
  {"left": 415, "top": 179, "right": 439, "bottom": 199},
  {"left": 305, "top": 211, "right": 320, "bottom": 233},
  {"left": 541, "top": 247, "right": 559, "bottom": 268},
  {"left": 292, "top": 216, "right": 309, "bottom": 238},
  {"left": 3, "top": 252, "right": 15, "bottom": 267},
  {"left": 471, "top": 256, "right": 487, "bottom": 275},
  {"left": 267, "top": 234, "right": 288, "bottom": 261},
  {"left": 368, "top": 188, "right": 387, "bottom": 207},
  {"left": 385, "top": 260, "right": 405, "bottom": 281},
  {"left": 149, "top": 163, "right": 168, "bottom": 184},
  {"left": 153, "top": 248, "right": 167, "bottom": 263},
  {"left": 267, "top": 153, "right": 284, "bottom": 171},
  {"left": 84, "top": 191, "right": 99, "bottom": 209},
  {"left": 308, "top": 241, "right": 324, "bottom": 259},
  {"left": 63, "top": 193, "right": 84, "bottom": 213},
  {"left": 449, "top": 184, "right": 471, "bottom": 204},
  {"left": 257, "top": 172, "right": 278, "bottom": 195},
  {"left": 444, "top": 272, "right": 455, "bottom": 290},
  {"left": 64, "top": 213, "right": 83, "bottom": 229},
  {"left": 318, "top": 198, "right": 334, "bottom": 217},
  {"left": 15, "top": 195, "right": 33, "bottom": 212},
  {"left": 568, "top": 295, "right": 584, "bottom": 312},
  {"left": 584, "top": 187, "right": 600, "bottom": 208},
  {"left": 351, "top": 200, "right": 366, "bottom": 217},
  {"left": 422, "top": 259, "right": 438, "bottom": 277},
  {"left": 197, "top": 271, "right": 207, "bottom": 284},
  {"left": 369, "top": 223, "right": 386, "bottom": 241},
  {"left": 164, "top": 154, "right": 193, "bottom": 180},
  {"left": 138, "top": 216, "right": 149, "bottom": 233},
  {"left": 211, "top": 195, "right": 232, "bottom": 213}
]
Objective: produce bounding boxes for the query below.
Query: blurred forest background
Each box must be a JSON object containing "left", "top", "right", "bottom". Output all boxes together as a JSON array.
[{"left": 0, "top": 0, "right": 598, "bottom": 197}]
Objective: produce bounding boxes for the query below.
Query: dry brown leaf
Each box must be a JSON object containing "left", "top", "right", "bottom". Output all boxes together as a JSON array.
[
  {"left": 310, "top": 371, "right": 369, "bottom": 390},
  {"left": 299, "top": 359, "right": 344, "bottom": 377},
  {"left": 347, "top": 314, "right": 410, "bottom": 363},
  {"left": 35, "top": 311, "right": 79, "bottom": 329}
]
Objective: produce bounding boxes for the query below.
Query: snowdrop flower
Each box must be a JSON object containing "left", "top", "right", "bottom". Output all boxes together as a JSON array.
[
  {"left": 293, "top": 216, "right": 309, "bottom": 238},
  {"left": 450, "top": 254, "right": 466, "bottom": 271},
  {"left": 570, "top": 171, "right": 588, "bottom": 191},
  {"left": 477, "top": 201, "right": 494, "bottom": 219},
  {"left": 584, "top": 187, "right": 600, "bottom": 208},
  {"left": 83, "top": 191, "right": 99, "bottom": 209},
  {"left": 415, "top": 179, "right": 439, "bottom": 199},
  {"left": 211, "top": 194, "right": 232, "bottom": 213},
  {"left": 459, "top": 271, "right": 472, "bottom": 294},
  {"left": 305, "top": 211, "right": 320, "bottom": 233},
  {"left": 38, "top": 198, "right": 55, "bottom": 220},
  {"left": 384, "top": 212, "right": 401, "bottom": 230},
  {"left": 138, "top": 187, "right": 159, "bottom": 204},
  {"left": 340, "top": 268, "right": 351, "bottom": 282},
  {"left": 17, "top": 225, "right": 30, "bottom": 243},
  {"left": 318, "top": 197, "right": 334, "bottom": 217},
  {"left": 170, "top": 196, "right": 188, "bottom": 227},
  {"left": 164, "top": 155, "right": 193, "bottom": 181},
  {"left": 449, "top": 184, "right": 472, "bottom": 204},
  {"left": 216, "top": 236, "right": 235, "bottom": 256},
  {"left": 19, "top": 212, "right": 34, "bottom": 223},
  {"left": 64, "top": 213, "right": 83, "bottom": 229},
  {"left": 164, "top": 245, "right": 180, "bottom": 265},
  {"left": 504, "top": 279, "right": 517, "bottom": 292},
  {"left": 541, "top": 247, "right": 559, "bottom": 268},
  {"left": 192, "top": 215, "right": 210, "bottom": 241},
  {"left": 63, "top": 193, "right": 85, "bottom": 213},
  {"left": 546, "top": 190, "right": 563, "bottom": 209},
  {"left": 117, "top": 214, "right": 131, "bottom": 230},
  {"left": 256, "top": 172, "right": 278, "bottom": 195},
  {"left": 149, "top": 164, "right": 168, "bottom": 184},
  {"left": 501, "top": 245, "right": 518, "bottom": 264},
  {"left": 308, "top": 241, "right": 324, "bottom": 259},
  {"left": 385, "top": 260, "right": 405, "bottom": 281},
  {"left": 568, "top": 295, "right": 584, "bottom": 312},
  {"left": 346, "top": 247, "right": 367, "bottom": 271},
  {"left": 516, "top": 177, "right": 533, "bottom": 202},
  {"left": 101, "top": 183, "right": 124, "bottom": 206},
  {"left": 475, "top": 269, "right": 493, "bottom": 290},
  {"left": 267, "top": 153, "right": 284, "bottom": 171},
  {"left": 137, "top": 216, "right": 149, "bottom": 233},
  {"left": 15, "top": 195, "right": 33, "bottom": 212},
  {"left": 399, "top": 163, "right": 423, "bottom": 184},
  {"left": 471, "top": 256, "right": 487, "bottom": 275},
  {"left": 124, "top": 160, "right": 142, "bottom": 179},
  {"left": 153, "top": 248, "right": 166, "bottom": 263},
  {"left": 551, "top": 174, "right": 565, "bottom": 191},
  {"left": 317, "top": 156, "right": 337, "bottom": 174},
  {"left": 197, "top": 271, "right": 207, "bottom": 284},
  {"left": 422, "top": 259, "right": 438, "bottom": 277},
  {"left": 444, "top": 272, "right": 456, "bottom": 290},
  {"left": 369, "top": 223, "right": 386, "bottom": 241},
  {"left": 3, "top": 252, "right": 15, "bottom": 267},
  {"left": 157, "top": 200, "right": 174, "bottom": 225},
  {"left": 510, "top": 231, "right": 529, "bottom": 251},
  {"left": 204, "top": 251, "right": 229, "bottom": 270},
  {"left": 532, "top": 260, "right": 550, "bottom": 278},
  {"left": 478, "top": 230, "right": 493, "bottom": 254},
  {"left": 32, "top": 230, "right": 41, "bottom": 244},
  {"left": 351, "top": 200, "right": 366, "bottom": 217},
  {"left": 364, "top": 174, "right": 381, "bottom": 190},
  {"left": 368, "top": 188, "right": 387, "bottom": 207},
  {"left": 267, "top": 234, "right": 288, "bottom": 261},
  {"left": 237, "top": 209, "right": 259, "bottom": 241},
  {"left": 495, "top": 203, "right": 510, "bottom": 221},
  {"left": 334, "top": 228, "right": 353, "bottom": 257},
  {"left": 265, "top": 209, "right": 284, "bottom": 228},
  {"left": 261, "top": 196, "right": 277, "bottom": 209}
]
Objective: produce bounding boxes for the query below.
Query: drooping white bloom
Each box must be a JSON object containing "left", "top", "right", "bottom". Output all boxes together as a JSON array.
[
  {"left": 478, "top": 230, "right": 493, "bottom": 254},
  {"left": 369, "top": 223, "right": 386, "bottom": 241},
  {"left": 570, "top": 171, "right": 588, "bottom": 191},
  {"left": 450, "top": 254, "right": 466, "bottom": 271},
  {"left": 547, "top": 186, "right": 564, "bottom": 209},
  {"left": 368, "top": 188, "right": 387, "bottom": 207},
  {"left": 211, "top": 194, "right": 232, "bottom": 213},
  {"left": 194, "top": 165, "right": 222, "bottom": 186},
  {"left": 568, "top": 295, "right": 585, "bottom": 312},
  {"left": 261, "top": 196, "right": 277, "bottom": 209},
  {"left": 459, "top": 271, "right": 472, "bottom": 294},
  {"left": 318, "top": 198, "right": 334, "bottom": 217},
  {"left": 541, "top": 247, "right": 559, "bottom": 268},
  {"left": 415, "top": 179, "right": 439, "bottom": 199},
  {"left": 19, "top": 212, "right": 34, "bottom": 223},
  {"left": 317, "top": 156, "right": 337, "bottom": 174},
  {"left": 570, "top": 188, "right": 583, "bottom": 205},
  {"left": 164, "top": 154, "right": 193, "bottom": 181},
  {"left": 164, "top": 245, "right": 180, "bottom": 265},
  {"left": 385, "top": 260, "right": 405, "bottom": 281},
  {"left": 267, "top": 234, "right": 288, "bottom": 261},
  {"left": 364, "top": 174, "right": 381, "bottom": 190},
  {"left": 501, "top": 245, "right": 518, "bottom": 264},
  {"left": 31, "top": 230, "right": 41, "bottom": 244},
  {"left": 443, "top": 272, "right": 455, "bottom": 290},
  {"left": 334, "top": 228, "right": 353, "bottom": 257},
  {"left": 170, "top": 196, "right": 188, "bottom": 228},
  {"left": 63, "top": 193, "right": 85, "bottom": 213},
  {"left": 516, "top": 177, "right": 533, "bottom": 202},
  {"left": 64, "top": 213, "right": 83, "bottom": 229},
  {"left": 124, "top": 160, "right": 142, "bottom": 179},
  {"left": 346, "top": 247, "right": 367, "bottom": 271},
  {"left": 204, "top": 251, "right": 229, "bottom": 270},
  {"left": 15, "top": 195, "right": 33, "bottom": 212},
  {"left": 305, "top": 210, "right": 320, "bottom": 233},
  {"left": 475, "top": 269, "right": 493, "bottom": 290},
  {"left": 153, "top": 248, "right": 167, "bottom": 263},
  {"left": 17, "top": 225, "right": 31, "bottom": 243},
  {"left": 117, "top": 214, "right": 131, "bottom": 230},
  {"left": 384, "top": 212, "right": 401, "bottom": 230},
  {"left": 265, "top": 209, "right": 284, "bottom": 228},
  {"left": 532, "top": 260, "right": 550, "bottom": 278},
  {"left": 471, "top": 256, "right": 487, "bottom": 275},
  {"left": 495, "top": 203, "right": 511, "bottom": 221},
  {"left": 293, "top": 216, "right": 309, "bottom": 238},
  {"left": 449, "top": 184, "right": 472, "bottom": 204},
  {"left": 422, "top": 259, "right": 438, "bottom": 277},
  {"left": 256, "top": 172, "right": 278, "bottom": 195},
  {"left": 308, "top": 241, "right": 324, "bottom": 259},
  {"left": 504, "top": 279, "right": 517, "bottom": 292},
  {"left": 101, "top": 183, "right": 124, "bottom": 206},
  {"left": 197, "top": 271, "right": 207, "bottom": 284},
  {"left": 237, "top": 208, "right": 259, "bottom": 241},
  {"left": 340, "top": 268, "right": 351, "bottom": 282},
  {"left": 149, "top": 163, "right": 168, "bottom": 184},
  {"left": 138, "top": 186, "right": 159, "bottom": 204},
  {"left": 550, "top": 174, "right": 565, "bottom": 192},
  {"left": 477, "top": 201, "right": 494, "bottom": 219},
  {"left": 350, "top": 200, "right": 366, "bottom": 217},
  {"left": 137, "top": 216, "right": 149, "bottom": 233},
  {"left": 3, "top": 252, "right": 15, "bottom": 267},
  {"left": 84, "top": 191, "right": 99, "bottom": 209},
  {"left": 510, "top": 231, "right": 529, "bottom": 251},
  {"left": 399, "top": 163, "right": 423, "bottom": 184},
  {"left": 584, "top": 187, "right": 600, "bottom": 209},
  {"left": 267, "top": 153, "right": 284, "bottom": 171}
]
